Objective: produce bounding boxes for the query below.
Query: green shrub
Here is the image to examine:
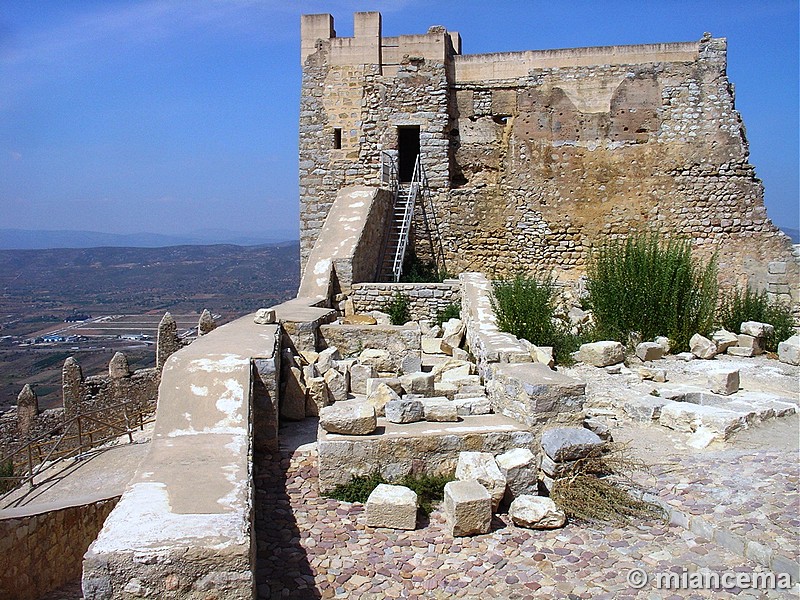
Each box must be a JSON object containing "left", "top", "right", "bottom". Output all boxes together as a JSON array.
[
  {"left": 435, "top": 303, "right": 461, "bottom": 327},
  {"left": 400, "top": 249, "right": 450, "bottom": 283},
  {"left": 586, "top": 234, "right": 718, "bottom": 353},
  {"left": 384, "top": 291, "right": 411, "bottom": 325},
  {"left": 491, "top": 272, "right": 580, "bottom": 364},
  {"left": 399, "top": 473, "right": 453, "bottom": 516},
  {"left": 717, "top": 286, "right": 795, "bottom": 352},
  {"left": 326, "top": 473, "right": 386, "bottom": 503},
  {"left": 0, "top": 460, "right": 14, "bottom": 494}
]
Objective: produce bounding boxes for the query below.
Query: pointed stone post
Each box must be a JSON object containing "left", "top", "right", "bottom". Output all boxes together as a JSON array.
[
  {"left": 108, "top": 352, "right": 131, "bottom": 379},
  {"left": 62, "top": 356, "right": 84, "bottom": 418},
  {"left": 157, "top": 312, "right": 180, "bottom": 370},
  {"left": 198, "top": 309, "right": 216, "bottom": 336},
  {"left": 16, "top": 384, "right": 39, "bottom": 437}
]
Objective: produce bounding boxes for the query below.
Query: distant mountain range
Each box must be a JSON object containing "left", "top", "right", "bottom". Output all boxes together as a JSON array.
[
  {"left": 781, "top": 227, "right": 799, "bottom": 244},
  {"left": 0, "top": 228, "right": 299, "bottom": 250}
]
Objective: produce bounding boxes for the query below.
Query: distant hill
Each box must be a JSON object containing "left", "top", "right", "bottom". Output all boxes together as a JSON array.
[
  {"left": 0, "top": 228, "right": 299, "bottom": 250},
  {"left": 780, "top": 227, "right": 799, "bottom": 244}
]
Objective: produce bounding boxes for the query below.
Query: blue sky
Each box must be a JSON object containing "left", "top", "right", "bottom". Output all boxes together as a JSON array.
[{"left": 1, "top": 0, "right": 798, "bottom": 240}]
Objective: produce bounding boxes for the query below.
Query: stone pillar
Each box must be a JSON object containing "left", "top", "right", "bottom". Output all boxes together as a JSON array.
[
  {"left": 157, "top": 312, "right": 181, "bottom": 370},
  {"left": 198, "top": 309, "right": 216, "bottom": 336},
  {"left": 16, "top": 384, "right": 38, "bottom": 437},
  {"left": 108, "top": 352, "right": 131, "bottom": 379},
  {"left": 62, "top": 357, "right": 84, "bottom": 418}
]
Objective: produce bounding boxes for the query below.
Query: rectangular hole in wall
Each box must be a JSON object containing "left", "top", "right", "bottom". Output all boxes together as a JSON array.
[{"left": 333, "top": 128, "right": 342, "bottom": 149}]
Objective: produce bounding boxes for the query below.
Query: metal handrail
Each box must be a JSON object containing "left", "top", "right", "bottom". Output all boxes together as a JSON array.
[
  {"left": 0, "top": 399, "right": 154, "bottom": 500},
  {"left": 391, "top": 156, "right": 423, "bottom": 282}
]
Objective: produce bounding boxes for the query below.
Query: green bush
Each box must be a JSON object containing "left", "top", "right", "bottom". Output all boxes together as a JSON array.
[
  {"left": 0, "top": 460, "right": 14, "bottom": 494},
  {"left": 586, "top": 234, "right": 718, "bottom": 353},
  {"left": 435, "top": 303, "right": 461, "bottom": 327},
  {"left": 399, "top": 473, "right": 453, "bottom": 516},
  {"left": 491, "top": 272, "right": 580, "bottom": 364},
  {"left": 717, "top": 286, "right": 795, "bottom": 352},
  {"left": 400, "top": 249, "right": 450, "bottom": 283},
  {"left": 327, "top": 473, "right": 386, "bottom": 503},
  {"left": 384, "top": 291, "right": 411, "bottom": 325}
]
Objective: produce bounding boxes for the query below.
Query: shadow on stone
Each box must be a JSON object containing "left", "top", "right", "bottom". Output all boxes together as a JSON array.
[{"left": 254, "top": 449, "right": 322, "bottom": 600}]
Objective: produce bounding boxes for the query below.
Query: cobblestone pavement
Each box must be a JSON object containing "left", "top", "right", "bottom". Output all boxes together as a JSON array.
[{"left": 254, "top": 446, "right": 797, "bottom": 600}]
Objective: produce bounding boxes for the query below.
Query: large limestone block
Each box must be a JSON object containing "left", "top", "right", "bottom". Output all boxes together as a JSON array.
[
  {"left": 399, "top": 371, "right": 435, "bottom": 396},
  {"left": 540, "top": 427, "right": 603, "bottom": 462},
  {"left": 778, "top": 335, "right": 800, "bottom": 366},
  {"left": 690, "top": 334, "right": 718, "bottom": 359},
  {"left": 442, "top": 318, "right": 466, "bottom": 350},
  {"left": 366, "top": 484, "right": 418, "bottom": 530},
  {"left": 421, "top": 337, "right": 446, "bottom": 355},
  {"left": 384, "top": 398, "right": 424, "bottom": 424},
  {"left": 578, "top": 341, "right": 624, "bottom": 367},
  {"left": 317, "top": 347, "right": 341, "bottom": 374},
  {"left": 432, "top": 358, "right": 475, "bottom": 382},
  {"left": 306, "top": 376, "right": 332, "bottom": 416},
  {"left": 444, "top": 480, "right": 492, "bottom": 537},
  {"left": 509, "top": 495, "right": 566, "bottom": 529},
  {"left": 350, "top": 363, "right": 377, "bottom": 395},
  {"left": 727, "top": 345, "right": 756, "bottom": 357},
  {"left": 359, "top": 348, "right": 394, "bottom": 372},
  {"left": 319, "top": 400, "right": 377, "bottom": 435},
  {"left": 623, "top": 396, "right": 669, "bottom": 422},
  {"left": 365, "top": 377, "right": 401, "bottom": 395},
  {"left": 737, "top": 334, "right": 765, "bottom": 355},
  {"left": 366, "top": 383, "right": 400, "bottom": 417},
  {"left": 254, "top": 308, "right": 276, "bottom": 324},
  {"left": 740, "top": 321, "right": 774, "bottom": 338},
  {"left": 711, "top": 329, "right": 739, "bottom": 353},
  {"left": 324, "top": 368, "right": 349, "bottom": 402},
  {"left": 654, "top": 336, "right": 671, "bottom": 354},
  {"left": 658, "top": 402, "right": 747, "bottom": 439},
  {"left": 453, "top": 395, "right": 492, "bottom": 416},
  {"left": 708, "top": 368, "right": 740, "bottom": 396},
  {"left": 433, "top": 381, "right": 458, "bottom": 400},
  {"left": 496, "top": 448, "right": 538, "bottom": 500},
  {"left": 635, "top": 342, "right": 664, "bottom": 362},
  {"left": 455, "top": 451, "right": 507, "bottom": 510},
  {"left": 400, "top": 353, "right": 423, "bottom": 375},
  {"left": 423, "top": 398, "right": 460, "bottom": 422}
]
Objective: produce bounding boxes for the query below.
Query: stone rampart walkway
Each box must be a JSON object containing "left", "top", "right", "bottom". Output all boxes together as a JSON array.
[{"left": 255, "top": 441, "right": 797, "bottom": 599}]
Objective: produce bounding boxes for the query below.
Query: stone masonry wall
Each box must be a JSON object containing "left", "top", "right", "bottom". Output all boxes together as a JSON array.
[
  {"left": 349, "top": 281, "right": 460, "bottom": 321},
  {"left": 299, "top": 14, "right": 797, "bottom": 313},
  {"left": 0, "top": 498, "right": 119, "bottom": 600}
]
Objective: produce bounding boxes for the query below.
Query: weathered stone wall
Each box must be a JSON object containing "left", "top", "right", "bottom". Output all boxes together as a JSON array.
[
  {"left": 349, "top": 281, "right": 460, "bottom": 321},
  {"left": 0, "top": 498, "right": 119, "bottom": 600},
  {"left": 299, "top": 13, "right": 798, "bottom": 311}
]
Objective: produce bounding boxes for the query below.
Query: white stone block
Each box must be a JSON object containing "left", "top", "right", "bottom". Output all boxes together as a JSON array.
[
  {"left": 708, "top": 368, "right": 740, "bottom": 396},
  {"left": 635, "top": 342, "right": 664, "bottom": 362},
  {"left": 423, "top": 398, "right": 459, "bottom": 422},
  {"left": 509, "top": 495, "right": 565, "bottom": 529},
  {"left": 455, "top": 451, "right": 506, "bottom": 510},
  {"left": 578, "top": 341, "right": 624, "bottom": 367},
  {"left": 319, "top": 400, "right": 377, "bottom": 435},
  {"left": 366, "top": 383, "right": 400, "bottom": 417},
  {"left": 443, "top": 480, "right": 492, "bottom": 537},
  {"left": 495, "top": 448, "right": 538, "bottom": 500},
  {"left": 350, "top": 363, "right": 377, "bottom": 395},
  {"left": 366, "top": 484, "right": 418, "bottom": 530},
  {"left": 740, "top": 321, "right": 774, "bottom": 338},
  {"left": 254, "top": 308, "right": 276, "bottom": 324},
  {"left": 711, "top": 329, "right": 739, "bottom": 353},
  {"left": 399, "top": 371, "right": 435, "bottom": 396},
  {"left": 778, "top": 334, "right": 800, "bottom": 366},
  {"left": 384, "top": 398, "right": 424, "bottom": 424},
  {"left": 689, "top": 334, "right": 717, "bottom": 359}
]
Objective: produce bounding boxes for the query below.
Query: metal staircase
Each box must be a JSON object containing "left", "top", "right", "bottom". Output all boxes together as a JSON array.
[{"left": 377, "top": 152, "right": 434, "bottom": 282}]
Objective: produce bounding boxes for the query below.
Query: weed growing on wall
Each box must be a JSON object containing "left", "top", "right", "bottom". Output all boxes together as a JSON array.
[
  {"left": 717, "top": 286, "right": 795, "bottom": 352},
  {"left": 491, "top": 272, "right": 580, "bottom": 364},
  {"left": 586, "top": 235, "right": 717, "bottom": 352},
  {"left": 384, "top": 291, "right": 411, "bottom": 325},
  {"left": 435, "top": 303, "right": 461, "bottom": 327}
]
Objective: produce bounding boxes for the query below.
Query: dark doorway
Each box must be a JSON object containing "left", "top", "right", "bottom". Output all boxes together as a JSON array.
[{"left": 397, "top": 126, "right": 420, "bottom": 182}]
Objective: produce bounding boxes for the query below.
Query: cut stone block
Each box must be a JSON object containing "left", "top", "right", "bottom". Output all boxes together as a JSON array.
[
  {"left": 433, "top": 381, "right": 458, "bottom": 400},
  {"left": 740, "top": 321, "right": 774, "bottom": 338},
  {"left": 319, "top": 400, "right": 377, "bottom": 435},
  {"left": 323, "top": 368, "right": 349, "bottom": 402},
  {"left": 690, "top": 334, "right": 717, "bottom": 359},
  {"left": 658, "top": 402, "right": 748, "bottom": 439},
  {"left": 623, "top": 396, "right": 669, "bottom": 422},
  {"left": 444, "top": 480, "right": 492, "bottom": 537},
  {"left": 708, "top": 368, "right": 740, "bottom": 396},
  {"left": 366, "top": 383, "right": 400, "bottom": 417},
  {"left": 540, "top": 427, "right": 603, "bottom": 462},
  {"left": 366, "top": 484, "right": 418, "bottom": 530},
  {"left": 635, "top": 342, "right": 664, "bottom": 362},
  {"left": 737, "top": 334, "right": 765, "bottom": 355},
  {"left": 711, "top": 329, "right": 739, "bottom": 353},
  {"left": 342, "top": 314, "right": 377, "bottom": 325},
  {"left": 423, "top": 399, "right": 459, "bottom": 422},
  {"left": 637, "top": 367, "right": 667, "bottom": 382},
  {"left": 280, "top": 366, "right": 306, "bottom": 421},
  {"left": 350, "top": 363, "right": 377, "bottom": 395},
  {"left": 452, "top": 347, "right": 471, "bottom": 361},
  {"left": 440, "top": 364, "right": 473, "bottom": 381},
  {"left": 400, "top": 353, "right": 423, "bottom": 375},
  {"left": 421, "top": 337, "right": 445, "bottom": 354},
  {"left": 727, "top": 346, "right": 756, "bottom": 357},
  {"left": 317, "top": 346, "right": 341, "bottom": 374},
  {"left": 531, "top": 345, "right": 554, "bottom": 368},
  {"left": 654, "top": 336, "right": 671, "bottom": 354},
  {"left": 432, "top": 358, "right": 474, "bottom": 382},
  {"left": 254, "top": 308, "right": 276, "bottom": 324},
  {"left": 359, "top": 348, "right": 394, "bottom": 372},
  {"left": 509, "top": 495, "right": 566, "bottom": 529},
  {"left": 306, "top": 376, "right": 332, "bottom": 416},
  {"left": 496, "top": 448, "right": 538, "bottom": 500},
  {"left": 455, "top": 451, "right": 506, "bottom": 510},
  {"left": 583, "top": 418, "right": 612, "bottom": 441},
  {"left": 453, "top": 396, "right": 492, "bottom": 416},
  {"left": 778, "top": 335, "right": 800, "bottom": 366},
  {"left": 578, "top": 341, "right": 624, "bottom": 367},
  {"left": 399, "top": 371, "right": 435, "bottom": 396},
  {"left": 366, "top": 377, "right": 402, "bottom": 396},
  {"left": 385, "top": 398, "right": 424, "bottom": 424},
  {"left": 442, "top": 318, "right": 466, "bottom": 350}
]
